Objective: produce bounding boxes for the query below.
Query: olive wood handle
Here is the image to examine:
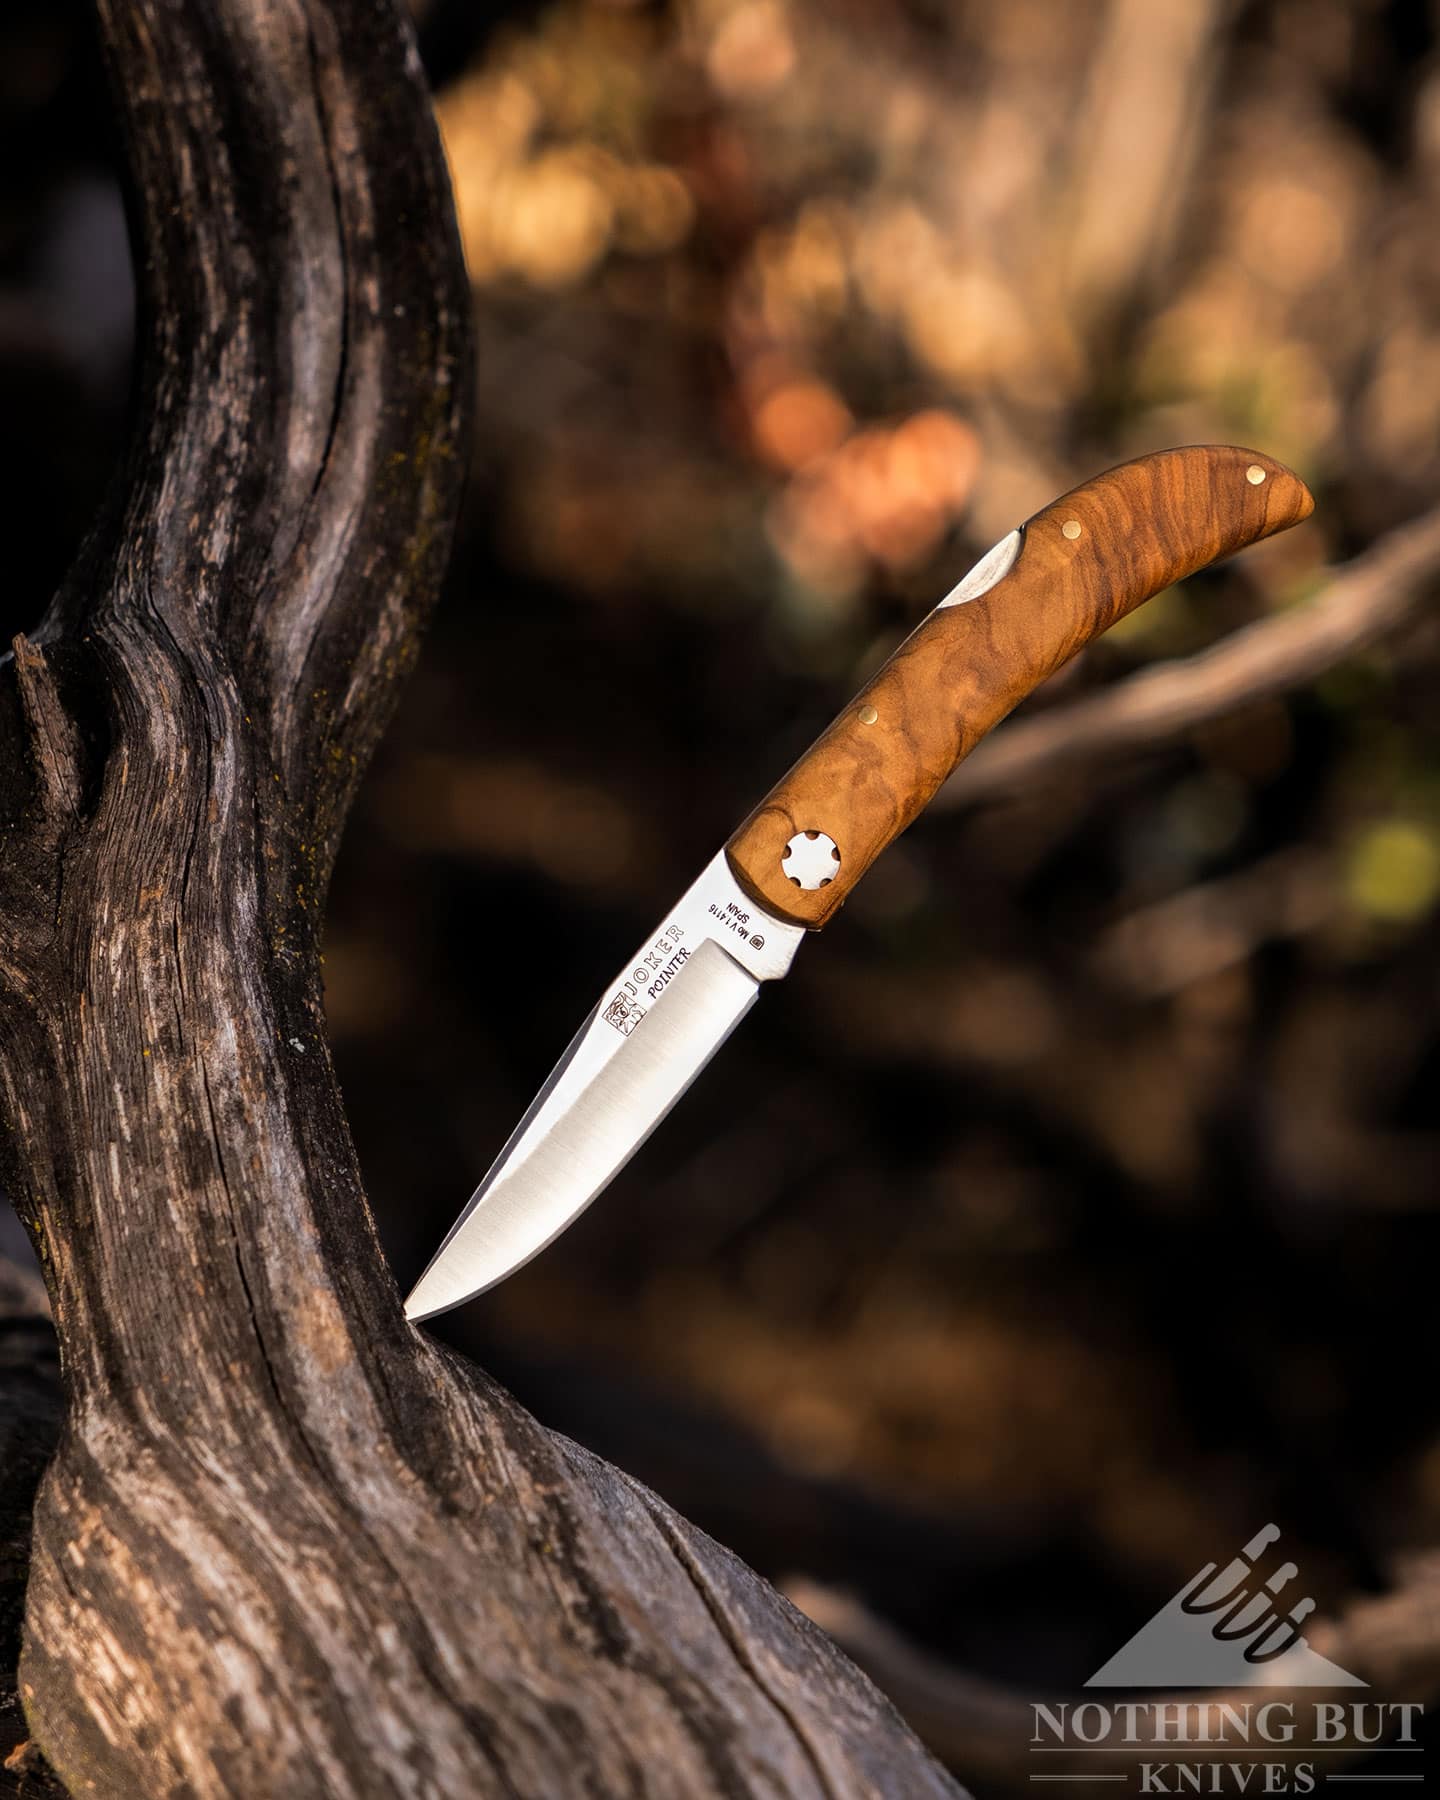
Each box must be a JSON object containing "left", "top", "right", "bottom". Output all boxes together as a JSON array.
[{"left": 725, "top": 445, "right": 1314, "bottom": 928}]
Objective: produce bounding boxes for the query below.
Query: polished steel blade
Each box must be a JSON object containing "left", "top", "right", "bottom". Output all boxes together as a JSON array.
[{"left": 404, "top": 852, "right": 805, "bottom": 1320}]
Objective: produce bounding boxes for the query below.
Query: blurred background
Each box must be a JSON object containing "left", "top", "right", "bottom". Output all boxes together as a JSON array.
[{"left": 3, "top": 0, "right": 1439, "bottom": 1787}]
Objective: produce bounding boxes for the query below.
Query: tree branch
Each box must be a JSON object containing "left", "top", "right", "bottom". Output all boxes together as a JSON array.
[
  {"left": 937, "top": 503, "right": 1440, "bottom": 808},
  {"left": 0, "top": 3, "right": 960, "bottom": 1795}
]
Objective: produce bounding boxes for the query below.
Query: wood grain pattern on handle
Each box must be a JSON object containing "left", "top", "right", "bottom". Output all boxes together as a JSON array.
[{"left": 726, "top": 445, "right": 1314, "bottom": 928}]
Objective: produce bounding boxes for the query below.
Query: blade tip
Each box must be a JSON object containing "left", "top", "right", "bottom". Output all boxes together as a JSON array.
[
  {"left": 403, "top": 1281, "right": 448, "bottom": 1325},
  {"left": 403, "top": 1267, "right": 493, "bottom": 1324}
]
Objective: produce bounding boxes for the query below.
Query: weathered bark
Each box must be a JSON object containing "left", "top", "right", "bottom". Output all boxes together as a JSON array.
[{"left": 0, "top": 2, "right": 961, "bottom": 1796}]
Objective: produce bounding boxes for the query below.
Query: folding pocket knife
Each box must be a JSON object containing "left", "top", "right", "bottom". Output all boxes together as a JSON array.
[{"left": 405, "top": 445, "right": 1313, "bottom": 1321}]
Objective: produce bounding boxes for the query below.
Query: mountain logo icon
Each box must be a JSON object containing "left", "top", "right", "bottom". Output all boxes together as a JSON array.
[{"left": 1086, "top": 1524, "right": 1364, "bottom": 1688}]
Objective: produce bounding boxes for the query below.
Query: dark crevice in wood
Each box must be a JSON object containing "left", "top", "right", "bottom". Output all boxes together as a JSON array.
[{"left": 647, "top": 1503, "right": 844, "bottom": 1800}]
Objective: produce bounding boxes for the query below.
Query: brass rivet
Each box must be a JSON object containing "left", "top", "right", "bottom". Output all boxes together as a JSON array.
[
  {"left": 1246, "top": 464, "right": 1267, "bottom": 485},
  {"left": 1061, "top": 519, "right": 1082, "bottom": 540},
  {"left": 858, "top": 704, "right": 879, "bottom": 726}
]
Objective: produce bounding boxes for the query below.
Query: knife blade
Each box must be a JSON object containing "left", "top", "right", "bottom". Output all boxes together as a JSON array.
[{"left": 404, "top": 445, "right": 1313, "bottom": 1321}]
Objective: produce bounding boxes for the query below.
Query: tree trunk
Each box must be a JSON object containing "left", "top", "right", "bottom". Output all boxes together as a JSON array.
[{"left": 0, "top": 2, "right": 961, "bottom": 1795}]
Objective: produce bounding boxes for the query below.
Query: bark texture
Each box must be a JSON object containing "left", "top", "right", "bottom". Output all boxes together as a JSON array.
[{"left": 0, "top": 2, "right": 961, "bottom": 1796}]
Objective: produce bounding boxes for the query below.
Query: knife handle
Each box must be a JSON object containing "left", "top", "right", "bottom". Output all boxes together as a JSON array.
[{"left": 725, "top": 445, "right": 1313, "bottom": 929}]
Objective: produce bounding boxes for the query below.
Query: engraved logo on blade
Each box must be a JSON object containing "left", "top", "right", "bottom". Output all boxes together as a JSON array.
[{"left": 602, "top": 991, "right": 646, "bottom": 1036}]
